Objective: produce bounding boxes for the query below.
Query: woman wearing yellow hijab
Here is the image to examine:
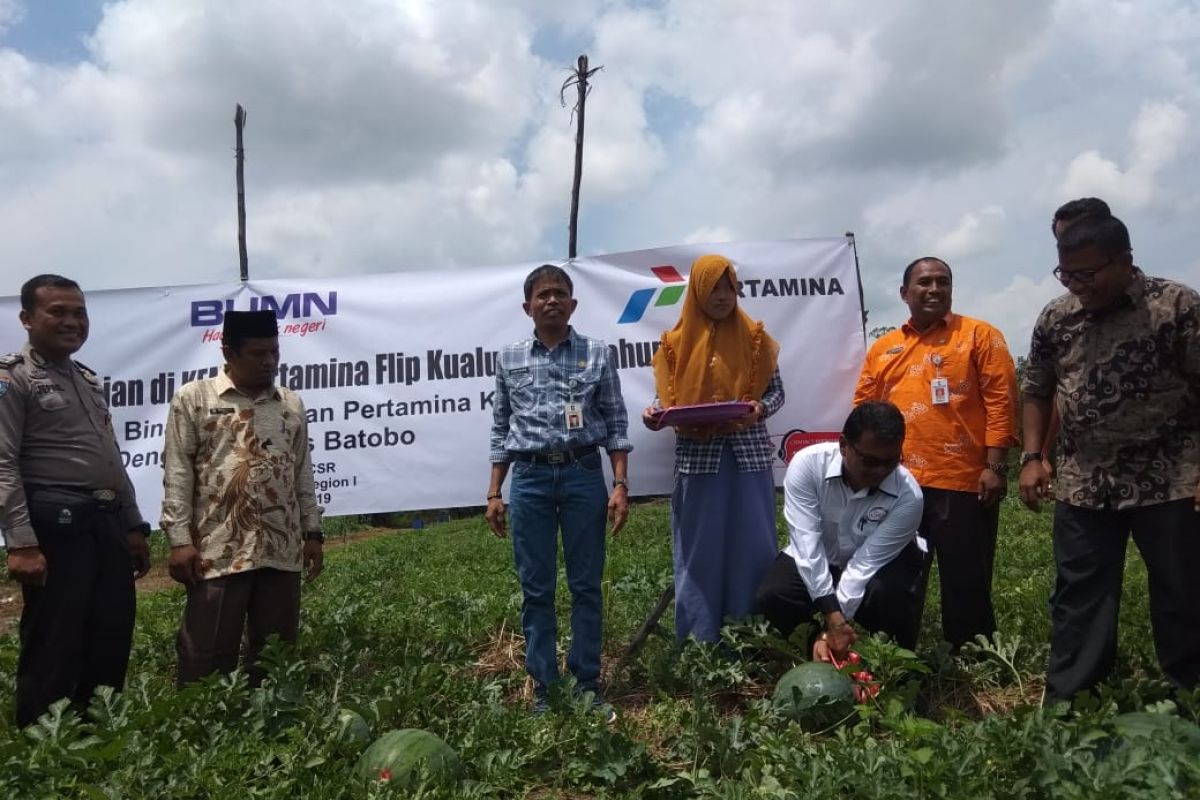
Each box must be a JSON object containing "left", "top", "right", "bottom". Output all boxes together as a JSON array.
[{"left": 643, "top": 254, "right": 784, "bottom": 643}]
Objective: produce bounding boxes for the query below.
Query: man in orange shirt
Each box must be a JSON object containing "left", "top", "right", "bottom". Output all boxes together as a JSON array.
[{"left": 855, "top": 257, "right": 1018, "bottom": 648}]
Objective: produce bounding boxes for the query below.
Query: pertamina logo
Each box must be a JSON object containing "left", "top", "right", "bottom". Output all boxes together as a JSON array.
[
  {"left": 617, "top": 266, "right": 686, "bottom": 324},
  {"left": 190, "top": 292, "right": 338, "bottom": 342}
]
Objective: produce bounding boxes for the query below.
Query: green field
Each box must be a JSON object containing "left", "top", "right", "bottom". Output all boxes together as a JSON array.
[{"left": 1, "top": 497, "right": 1197, "bottom": 799}]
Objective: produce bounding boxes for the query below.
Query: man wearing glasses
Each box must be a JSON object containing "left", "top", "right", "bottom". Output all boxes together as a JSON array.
[
  {"left": 1020, "top": 213, "right": 1200, "bottom": 703},
  {"left": 853, "top": 257, "right": 1019, "bottom": 650},
  {"left": 757, "top": 402, "right": 926, "bottom": 662}
]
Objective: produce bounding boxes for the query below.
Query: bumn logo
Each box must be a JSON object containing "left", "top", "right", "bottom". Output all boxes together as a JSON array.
[{"left": 617, "top": 266, "right": 686, "bottom": 324}]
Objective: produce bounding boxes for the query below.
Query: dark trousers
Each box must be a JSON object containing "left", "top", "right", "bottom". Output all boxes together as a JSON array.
[
  {"left": 176, "top": 568, "right": 302, "bottom": 687},
  {"left": 919, "top": 487, "right": 999, "bottom": 648},
  {"left": 1046, "top": 499, "right": 1200, "bottom": 703},
  {"left": 16, "top": 513, "right": 135, "bottom": 727},
  {"left": 756, "top": 540, "right": 927, "bottom": 650}
]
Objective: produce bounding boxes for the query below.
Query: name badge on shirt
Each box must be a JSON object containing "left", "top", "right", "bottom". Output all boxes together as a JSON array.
[
  {"left": 931, "top": 377, "right": 950, "bottom": 405},
  {"left": 565, "top": 401, "right": 584, "bottom": 430}
]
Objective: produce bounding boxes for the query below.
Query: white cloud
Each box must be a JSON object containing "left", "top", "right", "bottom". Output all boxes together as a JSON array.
[
  {"left": 0, "top": 0, "right": 23, "bottom": 35},
  {"left": 1060, "top": 101, "right": 1188, "bottom": 209},
  {"left": 931, "top": 206, "right": 1007, "bottom": 261}
]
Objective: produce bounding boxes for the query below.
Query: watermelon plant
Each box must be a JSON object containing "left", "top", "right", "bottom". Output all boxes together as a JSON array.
[{"left": 0, "top": 500, "right": 1192, "bottom": 798}]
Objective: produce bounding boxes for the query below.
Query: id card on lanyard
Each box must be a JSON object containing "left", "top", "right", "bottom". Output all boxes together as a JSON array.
[
  {"left": 931, "top": 354, "right": 950, "bottom": 405},
  {"left": 565, "top": 357, "right": 588, "bottom": 431}
]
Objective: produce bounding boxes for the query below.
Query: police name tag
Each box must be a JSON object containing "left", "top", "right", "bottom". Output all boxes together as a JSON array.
[
  {"left": 565, "top": 401, "right": 584, "bottom": 431},
  {"left": 931, "top": 377, "right": 950, "bottom": 405}
]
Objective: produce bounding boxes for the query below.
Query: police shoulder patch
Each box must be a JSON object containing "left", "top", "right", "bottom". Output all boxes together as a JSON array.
[
  {"left": 73, "top": 360, "right": 101, "bottom": 384},
  {"left": 0, "top": 378, "right": 9, "bottom": 398}
]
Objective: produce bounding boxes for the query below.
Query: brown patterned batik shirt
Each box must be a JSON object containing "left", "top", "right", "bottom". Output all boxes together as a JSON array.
[
  {"left": 160, "top": 370, "right": 322, "bottom": 579},
  {"left": 1023, "top": 268, "right": 1200, "bottom": 510}
]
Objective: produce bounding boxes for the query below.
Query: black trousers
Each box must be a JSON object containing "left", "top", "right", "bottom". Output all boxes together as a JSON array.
[
  {"left": 919, "top": 487, "right": 999, "bottom": 648},
  {"left": 756, "top": 540, "right": 926, "bottom": 650},
  {"left": 1045, "top": 499, "right": 1200, "bottom": 703},
  {"left": 16, "top": 512, "right": 136, "bottom": 727}
]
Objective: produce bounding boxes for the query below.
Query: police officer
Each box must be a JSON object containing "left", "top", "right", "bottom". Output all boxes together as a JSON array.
[{"left": 0, "top": 274, "right": 151, "bottom": 726}]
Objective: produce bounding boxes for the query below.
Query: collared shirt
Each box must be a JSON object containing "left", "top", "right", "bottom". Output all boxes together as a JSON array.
[
  {"left": 1023, "top": 269, "right": 1200, "bottom": 510},
  {"left": 854, "top": 313, "right": 1018, "bottom": 492},
  {"left": 671, "top": 369, "right": 786, "bottom": 474},
  {"left": 0, "top": 343, "right": 145, "bottom": 548},
  {"left": 490, "top": 327, "right": 632, "bottom": 460},
  {"left": 160, "top": 370, "right": 322, "bottom": 579},
  {"left": 782, "top": 441, "right": 923, "bottom": 620}
]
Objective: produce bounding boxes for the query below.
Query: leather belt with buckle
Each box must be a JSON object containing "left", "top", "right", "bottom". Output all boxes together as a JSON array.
[{"left": 511, "top": 444, "right": 598, "bottom": 466}]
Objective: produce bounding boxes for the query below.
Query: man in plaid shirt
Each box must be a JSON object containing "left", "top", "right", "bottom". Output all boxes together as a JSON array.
[{"left": 485, "top": 264, "right": 632, "bottom": 715}]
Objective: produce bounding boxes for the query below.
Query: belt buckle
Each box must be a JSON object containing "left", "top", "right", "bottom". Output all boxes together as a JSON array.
[
  {"left": 92, "top": 489, "right": 116, "bottom": 503},
  {"left": 546, "top": 451, "right": 567, "bottom": 465}
]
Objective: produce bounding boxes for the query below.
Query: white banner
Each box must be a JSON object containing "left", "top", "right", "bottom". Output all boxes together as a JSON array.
[{"left": 0, "top": 238, "right": 865, "bottom": 519}]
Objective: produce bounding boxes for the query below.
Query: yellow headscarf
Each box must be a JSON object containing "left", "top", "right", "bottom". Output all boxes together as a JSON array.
[{"left": 652, "top": 254, "right": 780, "bottom": 436}]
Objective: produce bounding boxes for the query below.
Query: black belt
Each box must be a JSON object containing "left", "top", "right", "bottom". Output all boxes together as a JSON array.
[
  {"left": 511, "top": 444, "right": 598, "bottom": 465},
  {"left": 25, "top": 485, "right": 122, "bottom": 513}
]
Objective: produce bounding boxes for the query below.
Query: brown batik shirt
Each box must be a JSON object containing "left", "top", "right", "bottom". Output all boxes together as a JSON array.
[
  {"left": 1023, "top": 268, "right": 1200, "bottom": 510},
  {"left": 160, "top": 370, "right": 322, "bottom": 579}
]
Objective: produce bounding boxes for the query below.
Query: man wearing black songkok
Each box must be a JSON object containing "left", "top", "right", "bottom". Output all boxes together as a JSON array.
[{"left": 160, "top": 310, "right": 325, "bottom": 685}]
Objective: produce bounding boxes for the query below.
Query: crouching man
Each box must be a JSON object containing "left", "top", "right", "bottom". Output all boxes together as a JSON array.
[{"left": 757, "top": 401, "right": 925, "bottom": 661}]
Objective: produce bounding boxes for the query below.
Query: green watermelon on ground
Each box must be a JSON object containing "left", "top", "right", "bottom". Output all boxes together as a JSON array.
[
  {"left": 772, "top": 661, "right": 857, "bottom": 730},
  {"left": 354, "top": 728, "right": 464, "bottom": 786}
]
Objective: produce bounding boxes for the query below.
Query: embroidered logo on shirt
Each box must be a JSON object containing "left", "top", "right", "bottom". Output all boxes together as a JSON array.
[
  {"left": 865, "top": 507, "right": 888, "bottom": 522},
  {"left": 885, "top": 345, "right": 904, "bottom": 355}
]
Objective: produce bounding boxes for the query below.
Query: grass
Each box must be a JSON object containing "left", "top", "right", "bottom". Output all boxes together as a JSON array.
[{"left": 0, "top": 497, "right": 1194, "bottom": 799}]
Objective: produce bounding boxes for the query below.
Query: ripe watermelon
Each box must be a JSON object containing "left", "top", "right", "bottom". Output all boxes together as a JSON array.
[
  {"left": 354, "top": 729, "right": 463, "bottom": 786},
  {"left": 335, "top": 708, "right": 371, "bottom": 746},
  {"left": 772, "top": 662, "right": 857, "bottom": 729}
]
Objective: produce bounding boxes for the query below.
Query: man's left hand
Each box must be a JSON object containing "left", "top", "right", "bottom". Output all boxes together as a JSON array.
[
  {"left": 608, "top": 486, "right": 629, "bottom": 535},
  {"left": 303, "top": 540, "right": 324, "bottom": 582},
  {"left": 127, "top": 531, "right": 151, "bottom": 579},
  {"left": 977, "top": 468, "right": 1007, "bottom": 507}
]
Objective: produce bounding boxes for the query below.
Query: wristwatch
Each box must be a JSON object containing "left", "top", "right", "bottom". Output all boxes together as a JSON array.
[
  {"left": 612, "top": 478, "right": 629, "bottom": 490},
  {"left": 1019, "top": 451, "right": 1043, "bottom": 465}
]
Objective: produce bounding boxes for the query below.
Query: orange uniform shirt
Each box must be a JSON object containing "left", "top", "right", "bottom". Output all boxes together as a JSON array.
[{"left": 854, "top": 313, "right": 1018, "bottom": 493}]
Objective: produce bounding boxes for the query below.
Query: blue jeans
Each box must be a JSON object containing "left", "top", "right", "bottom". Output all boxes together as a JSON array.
[{"left": 508, "top": 451, "right": 608, "bottom": 693}]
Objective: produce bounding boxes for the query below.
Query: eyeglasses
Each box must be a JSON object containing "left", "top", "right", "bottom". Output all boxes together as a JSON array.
[
  {"left": 848, "top": 442, "right": 902, "bottom": 471},
  {"left": 1052, "top": 259, "right": 1114, "bottom": 286}
]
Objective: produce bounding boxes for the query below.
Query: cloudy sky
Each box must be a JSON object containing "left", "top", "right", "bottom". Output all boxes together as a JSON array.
[{"left": 1, "top": 0, "right": 1197, "bottom": 353}]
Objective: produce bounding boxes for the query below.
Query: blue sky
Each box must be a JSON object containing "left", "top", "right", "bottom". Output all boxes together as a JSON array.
[{"left": 1, "top": 0, "right": 1199, "bottom": 354}]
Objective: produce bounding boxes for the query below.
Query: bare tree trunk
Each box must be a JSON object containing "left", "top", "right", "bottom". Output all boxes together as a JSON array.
[
  {"left": 235, "top": 104, "right": 249, "bottom": 281},
  {"left": 561, "top": 55, "right": 602, "bottom": 260}
]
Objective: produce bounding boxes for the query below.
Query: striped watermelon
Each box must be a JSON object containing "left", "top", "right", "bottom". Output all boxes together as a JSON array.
[
  {"left": 772, "top": 662, "right": 857, "bottom": 729},
  {"left": 354, "top": 728, "right": 463, "bottom": 786}
]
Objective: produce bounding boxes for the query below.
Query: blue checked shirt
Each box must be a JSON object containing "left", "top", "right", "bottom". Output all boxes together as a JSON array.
[
  {"left": 672, "top": 369, "right": 785, "bottom": 474},
  {"left": 490, "top": 327, "right": 633, "bottom": 461}
]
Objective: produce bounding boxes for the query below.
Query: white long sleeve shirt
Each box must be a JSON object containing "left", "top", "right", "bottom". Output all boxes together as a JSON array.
[{"left": 782, "top": 441, "right": 923, "bottom": 619}]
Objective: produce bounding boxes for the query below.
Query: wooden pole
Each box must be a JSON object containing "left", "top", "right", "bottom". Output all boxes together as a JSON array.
[
  {"left": 235, "top": 104, "right": 249, "bottom": 282},
  {"left": 561, "top": 55, "right": 602, "bottom": 259}
]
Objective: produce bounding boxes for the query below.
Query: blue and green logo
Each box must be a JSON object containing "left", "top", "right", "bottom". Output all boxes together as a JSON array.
[{"left": 617, "top": 266, "right": 686, "bottom": 324}]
